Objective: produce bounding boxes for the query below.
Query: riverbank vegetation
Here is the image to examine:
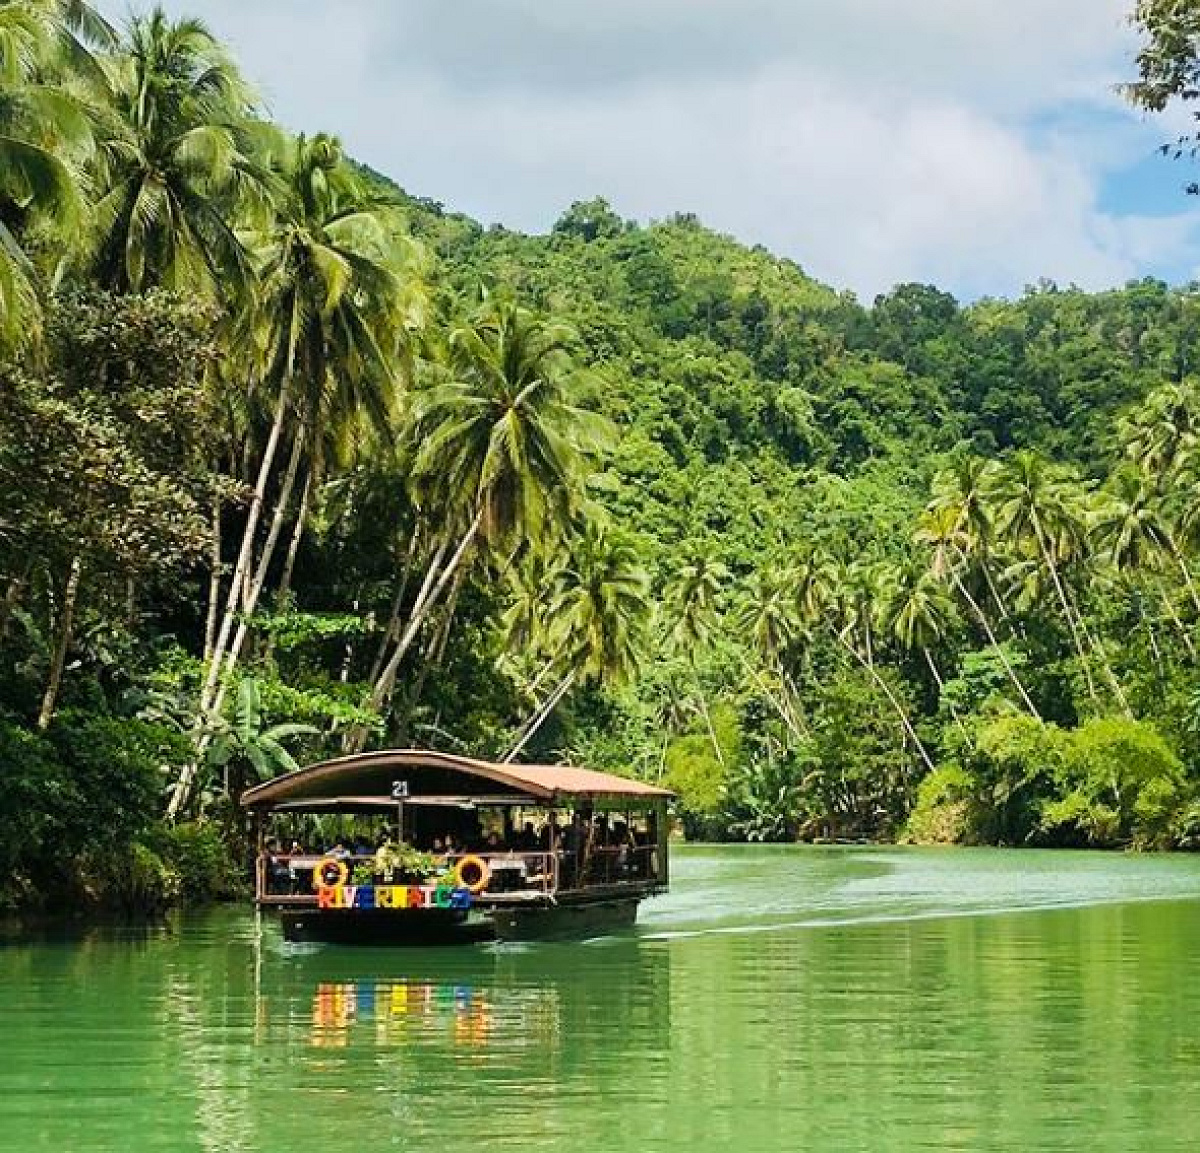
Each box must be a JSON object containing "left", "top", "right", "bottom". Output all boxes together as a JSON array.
[{"left": 3, "top": 2, "right": 1200, "bottom": 910}]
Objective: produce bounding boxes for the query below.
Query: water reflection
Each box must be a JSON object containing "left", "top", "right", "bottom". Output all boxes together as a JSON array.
[{"left": 305, "top": 979, "right": 514, "bottom": 1050}]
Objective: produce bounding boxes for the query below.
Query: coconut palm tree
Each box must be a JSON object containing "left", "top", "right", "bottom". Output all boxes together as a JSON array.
[
  {"left": 0, "top": 0, "right": 114, "bottom": 343},
  {"left": 170, "top": 134, "right": 417, "bottom": 816},
  {"left": 927, "top": 454, "right": 1011, "bottom": 620},
  {"left": 502, "top": 524, "right": 649, "bottom": 762},
  {"left": 988, "top": 450, "right": 1130, "bottom": 715},
  {"left": 914, "top": 504, "right": 1041, "bottom": 719},
  {"left": 1119, "top": 381, "right": 1200, "bottom": 487},
  {"left": 87, "top": 8, "right": 274, "bottom": 297},
  {"left": 1093, "top": 470, "right": 1197, "bottom": 653},
  {"left": 663, "top": 551, "right": 729, "bottom": 760},
  {"left": 824, "top": 559, "right": 936, "bottom": 773},
  {"left": 367, "top": 296, "right": 612, "bottom": 724},
  {"left": 732, "top": 566, "right": 806, "bottom": 743},
  {"left": 879, "top": 558, "right": 959, "bottom": 692}
]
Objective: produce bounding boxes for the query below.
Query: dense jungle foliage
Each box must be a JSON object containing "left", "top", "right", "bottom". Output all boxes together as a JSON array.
[{"left": 4, "top": 1, "right": 1200, "bottom": 911}]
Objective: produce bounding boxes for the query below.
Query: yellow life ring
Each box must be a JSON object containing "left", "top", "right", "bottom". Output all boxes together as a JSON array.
[
  {"left": 453, "top": 855, "right": 491, "bottom": 894},
  {"left": 313, "top": 856, "right": 349, "bottom": 889}
]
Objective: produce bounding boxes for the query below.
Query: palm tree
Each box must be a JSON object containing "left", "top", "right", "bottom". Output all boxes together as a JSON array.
[
  {"left": 988, "top": 450, "right": 1130, "bottom": 715},
  {"left": 87, "top": 8, "right": 273, "bottom": 297},
  {"left": 170, "top": 133, "right": 416, "bottom": 816},
  {"left": 914, "top": 504, "right": 1041, "bottom": 718},
  {"left": 927, "top": 455, "right": 1011, "bottom": 620},
  {"left": 202, "top": 136, "right": 414, "bottom": 703},
  {"left": 1119, "top": 381, "right": 1200, "bottom": 487},
  {"left": 825, "top": 559, "right": 936, "bottom": 773},
  {"left": 880, "top": 558, "right": 959, "bottom": 691},
  {"left": 732, "top": 566, "right": 806, "bottom": 743},
  {"left": 0, "top": 0, "right": 114, "bottom": 343},
  {"left": 663, "top": 551, "right": 729, "bottom": 761},
  {"left": 502, "top": 524, "right": 649, "bottom": 762},
  {"left": 367, "top": 296, "right": 612, "bottom": 725},
  {"left": 1093, "top": 470, "right": 1197, "bottom": 653}
]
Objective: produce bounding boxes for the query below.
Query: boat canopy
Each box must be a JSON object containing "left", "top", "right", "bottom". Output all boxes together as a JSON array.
[{"left": 241, "top": 749, "right": 674, "bottom": 813}]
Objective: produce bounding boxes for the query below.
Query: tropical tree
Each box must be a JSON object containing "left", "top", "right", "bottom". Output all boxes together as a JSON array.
[
  {"left": 199, "top": 134, "right": 416, "bottom": 717},
  {"left": 732, "top": 565, "right": 806, "bottom": 743},
  {"left": 0, "top": 0, "right": 114, "bottom": 343},
  {"left": 663, "top": 550, "right": 729, "bottom": 760},
  {"left": 915, "top": 503, "right": 1041, "bottom": 718},
  {"left": 822, "top": 559, "right": 936, "bottom": 773},
  {"left": 987, "top": 450, "right": 1131, "bottom": 715},
  {"left": 366, "top": 296, "right": 613, "bottom": 728},
  {"left": 502, "top": 524, "right": 649, "bottom": 762},
  {"left": 880, "top": 558, "right": 960, "bottom": 692},
  {"left": 86, "top": 7, "right": 273, "bottom": 297}
]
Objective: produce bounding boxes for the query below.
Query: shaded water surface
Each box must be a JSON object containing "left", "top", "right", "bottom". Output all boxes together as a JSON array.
[{"left": 3, "top": 846, "right": 1200, "bottom": 1151}]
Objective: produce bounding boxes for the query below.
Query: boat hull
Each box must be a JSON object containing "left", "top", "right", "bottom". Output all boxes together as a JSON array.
[
  {"left": 275, "top": 893, "right": 651, "bottom": 946},
  {"left": 280, "top": 908, "right": 494, "bottom": 946},
  {"left": 490, "top": 896, "right": 641, "bottom": 941}
]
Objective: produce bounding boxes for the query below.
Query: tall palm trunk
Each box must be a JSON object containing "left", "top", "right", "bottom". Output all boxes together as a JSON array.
[
  {"left": 738, "top": 654, "right": 805, "bottom": 744},
  {"left": 1033, "top": 520, "right": 1130, "bottom": 716},
  {"left": 923, "top": 646, "right": 969, "bottom": 741},
  {"left": 696, "top": 689, "right": 726, "bottom": 764},
  {"left": 343, "top": 519, "right": 475, "bottom": 756},
  {"left": 276, "top": 466, "right": 313, "bottom": 606},
  {"left": 37, "top": 555, "right": 82, "bottom": 731},
  {"left": 171, "top": 384, "right": 291, "bottom": 820},
  {"left": 367, "top": 530, "right": 422, "bottom": 686},
  {"left": 203, "top": 492, "right": 222, "bottom": 663},
  {"left": 207, "top": 429, "right": 305, "bottom": 727},
  {"left": 370, "top": 511, "right": 481, "bottom": 711},
  {"left": 1153, "top": 575, "right": 1196, "bottom": 656},
  {"left": 833, "top": 629, "right": 935, "bottom": 774},
  {"left": 949, "top": 569, "right": 1042, "bottom": 720},
  {"left": 1168, "top": 537, "right": 1200, "bottom": 618},
  {"left": 502, "top": 668, "right": 577, "bottom": 763},
  {"left": 1030, "top": 519, "right": 1102, "bottom": 707}
]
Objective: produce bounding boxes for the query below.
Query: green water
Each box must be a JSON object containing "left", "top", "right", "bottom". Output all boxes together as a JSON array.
[{"left": 4, "top": 847, "right": 1200, "bottom": 1152}]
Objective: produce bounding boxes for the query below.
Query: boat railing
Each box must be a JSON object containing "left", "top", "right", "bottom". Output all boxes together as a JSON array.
[
  {"left": 554, "top": 843, "right": 659, "bottom": 893},
  {"left": 257, "top": 851, "right": 562, "bottom": 904},
  {"left": 258, "top": 843, "right": 661, "bottom": 904}
]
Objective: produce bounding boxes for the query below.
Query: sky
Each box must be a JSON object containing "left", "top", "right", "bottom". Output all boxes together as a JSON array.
[{"left": 95, "top": 0, "right": 1200, "bottom": 302}]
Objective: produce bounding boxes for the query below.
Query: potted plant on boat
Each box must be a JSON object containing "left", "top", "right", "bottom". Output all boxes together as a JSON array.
[{"left": 373, "top": 841, "right": 440, "bottom": 885}]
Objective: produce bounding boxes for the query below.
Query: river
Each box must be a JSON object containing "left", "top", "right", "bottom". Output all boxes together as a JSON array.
[{"left": 3, "top": 846, "right": 1200, "bottom": 1152}]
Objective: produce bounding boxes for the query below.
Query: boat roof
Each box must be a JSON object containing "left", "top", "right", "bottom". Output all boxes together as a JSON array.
[{"left": 240, "top": 749, "right": 674, "bottom": 812}]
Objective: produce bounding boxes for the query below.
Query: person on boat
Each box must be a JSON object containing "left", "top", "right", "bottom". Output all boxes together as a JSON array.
[
  {"left": 265, "top": 839, "right": 291, "bottom": 894},
  {"left": 516, "top": 821, "right": 538, "bottom": 851}
]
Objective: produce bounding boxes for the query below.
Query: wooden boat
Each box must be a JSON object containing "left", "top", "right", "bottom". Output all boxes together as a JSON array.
[{"left": 241, "top": 750, "right": 673, "bottom": 945}]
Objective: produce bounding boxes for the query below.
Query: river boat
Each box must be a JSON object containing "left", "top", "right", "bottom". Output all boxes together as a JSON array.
[{"left": 242, "top": 749, "right": 673, "bottom": 945}]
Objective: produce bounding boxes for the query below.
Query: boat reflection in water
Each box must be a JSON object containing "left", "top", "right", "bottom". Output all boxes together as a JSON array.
[
  {"left": 308, "top": 978, "right": 522, "bottom": 1051},
  {"left": 250, "top": 938, "right": 671, "bottom": 1108}
]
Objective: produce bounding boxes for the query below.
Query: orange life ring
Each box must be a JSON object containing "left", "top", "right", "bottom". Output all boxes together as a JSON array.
[
  {"left": 453, "top": 855, "right": 491, "bottom": 894},
  {"left": 313, "top": 857, "right": 349, "bottom": 888}
]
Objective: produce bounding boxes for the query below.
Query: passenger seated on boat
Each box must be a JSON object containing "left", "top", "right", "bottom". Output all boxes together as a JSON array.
[
  {"left": 483, "top": 830, "right": 502, "bottom": 853},
  {"left": 265, "top": 840, "right": 291, "bottom": 893},
  {"left": 515, "top": 821, "right": 539, "bottom": 851}
]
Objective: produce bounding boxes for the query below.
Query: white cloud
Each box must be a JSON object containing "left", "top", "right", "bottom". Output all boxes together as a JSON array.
[{"left": 94, "top": 0, "right": 1200, "bottom": 299}]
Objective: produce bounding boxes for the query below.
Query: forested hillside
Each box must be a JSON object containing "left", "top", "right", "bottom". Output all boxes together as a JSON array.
[{"left": 4, "top": 1, "right": 1200, "bottom": 912}]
